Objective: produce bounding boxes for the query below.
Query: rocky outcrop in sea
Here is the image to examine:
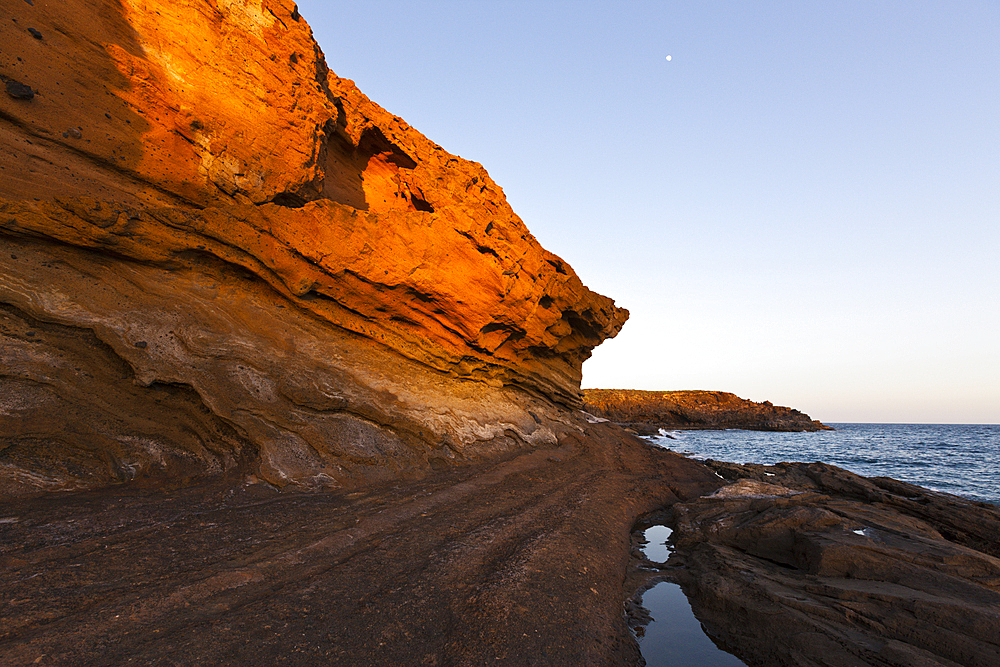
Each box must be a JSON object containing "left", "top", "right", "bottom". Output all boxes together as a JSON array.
[{"left": 584, "top": 389, "right": 831, "bottom": 432}]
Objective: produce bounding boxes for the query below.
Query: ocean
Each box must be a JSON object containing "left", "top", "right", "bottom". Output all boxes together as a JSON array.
[
  {"left": 645, "top": 423, "right": 999, "bottom": 505},
  {"left": 635, "top": 422, "right": 999, "bottom": 666}
]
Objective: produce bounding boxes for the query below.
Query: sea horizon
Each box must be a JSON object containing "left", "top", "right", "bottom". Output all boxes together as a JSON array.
[{"left": 647, "top": 423, "right": 999, "bottom": 506}]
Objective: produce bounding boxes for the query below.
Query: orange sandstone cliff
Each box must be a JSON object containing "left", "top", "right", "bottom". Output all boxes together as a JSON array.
[{"left": 0, "top": 0, "right": 627, "bottom": 498}]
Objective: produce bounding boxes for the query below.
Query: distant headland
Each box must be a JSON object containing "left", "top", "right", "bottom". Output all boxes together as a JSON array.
[{"left": 583, "top": 389, "right": 831, "bottom": 433}]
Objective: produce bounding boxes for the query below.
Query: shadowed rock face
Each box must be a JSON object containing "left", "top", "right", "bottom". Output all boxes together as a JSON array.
[
  {"left": 665, "top": 461, "right": 1000, "bottom": 666},
  {"left": 0, "top": 0, "right": 626, "bottom": 497},
  {"left": 583, "top": 389, "right": 831, "bottom": 432}
]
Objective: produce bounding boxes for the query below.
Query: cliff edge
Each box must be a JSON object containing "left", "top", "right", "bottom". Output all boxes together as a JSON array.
[{"left": 0, "top": 0, "right": 626, "bottom": 498}]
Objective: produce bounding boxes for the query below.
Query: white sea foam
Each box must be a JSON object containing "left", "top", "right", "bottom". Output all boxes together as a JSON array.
[{"left": 643, "top": 424, "right": 999, "bottom": 506}]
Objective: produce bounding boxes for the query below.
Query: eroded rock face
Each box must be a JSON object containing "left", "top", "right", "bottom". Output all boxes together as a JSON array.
[
  {"left": 1, "top": 0, "right": 330, "bottom": 207},
  {"left": 666, "top": 461, "right": 1000, "bottom": 666},
  {"left": 0, "top": 0, "right": 626, "bottom": 498}
]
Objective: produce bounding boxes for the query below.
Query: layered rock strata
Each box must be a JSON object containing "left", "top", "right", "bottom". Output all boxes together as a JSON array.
[
  {"left": 657, "top": 461, "right": 1000, "bottom": 666},
  {"left": 583, "top": 388, "right": 830, "bottom": 433},
  {"left": 0, "top": 423, "right": 724, "bottom": 666},
  {"left": 0, "top": 0, "right": 626, "bottom": 498}
]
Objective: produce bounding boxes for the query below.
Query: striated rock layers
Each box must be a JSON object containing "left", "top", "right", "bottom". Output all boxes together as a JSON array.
[
  {"left": 0, "top": 423, "right": 725, "bottom": 667},
  {"left": 583, "top": 389, "right": 830, "bottom": 433},
  {"left": 665, "top": 461, "right": 1000, "bottom": 666},
  {"left": 0, "top": 0, "right": 626, "bottom": 498}
]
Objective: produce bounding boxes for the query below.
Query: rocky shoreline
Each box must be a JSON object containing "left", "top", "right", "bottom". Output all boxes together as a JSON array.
[
  {"left": 4, "top": 423, "right": 998, "bottom": 666},
  {"left": 584, "top": 389, "right": 831, "bottom": 433},
  {"left": 627, "top": 457, "right": 1000, "bottom": 667},
  {"left": 0, "top": 420, "right": 722, "bottom": 666}
]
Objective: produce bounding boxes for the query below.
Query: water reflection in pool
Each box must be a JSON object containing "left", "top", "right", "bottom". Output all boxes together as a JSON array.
[
  {"left": 636, "top": 582, "right": 748, "bottom": 667},
  {"left": 642, "top": 525, "right": 673, "bottom": 563},
  {"left": 635, "top": 524, "right": 746, "bottom": 666}
]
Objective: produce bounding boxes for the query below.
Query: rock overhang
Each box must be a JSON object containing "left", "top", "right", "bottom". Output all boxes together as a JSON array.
[{"left": 0, "top": 0, "right": 627, "bottom": 496}]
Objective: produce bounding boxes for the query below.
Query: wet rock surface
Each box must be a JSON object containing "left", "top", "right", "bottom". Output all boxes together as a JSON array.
[
  {"left": 583, "top": 390, "right": 830, "bottom": 433},
  {"left": 663, "top": 460, "right": 1000, "bottom": 666},
  {"left": 0, "top": 423, "right": 722, "bottom": 666}
]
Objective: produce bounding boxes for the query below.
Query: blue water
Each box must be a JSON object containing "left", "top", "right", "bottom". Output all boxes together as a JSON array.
[
  {"left": 637, "top": 526, "right": 750, "bottom": 665},
  {"left": 647, "top": 423, "right": 1000, "bottom": 505},
  {"left": 637, "top": 583, "right": 748, "bottom": 667},
  {"left": 635, "top": 423, "right": 998, "bottom": 666}
]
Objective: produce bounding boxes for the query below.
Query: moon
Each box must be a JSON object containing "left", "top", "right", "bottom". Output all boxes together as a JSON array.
[{"left": 666, "top": 55, "right": 672, "bottom": 61}]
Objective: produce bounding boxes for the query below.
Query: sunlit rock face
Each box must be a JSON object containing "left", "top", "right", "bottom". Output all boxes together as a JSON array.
[{"left": 0, "top": 0, "right": 627, "bottom": 497}]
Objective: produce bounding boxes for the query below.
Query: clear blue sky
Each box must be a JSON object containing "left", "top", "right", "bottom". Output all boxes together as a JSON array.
[{"left": 296, "top": 1, "right": 999, "bottom": 424}]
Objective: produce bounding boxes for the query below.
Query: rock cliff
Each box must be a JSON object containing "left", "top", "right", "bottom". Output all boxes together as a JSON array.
[
  {"left": 583, "top": 389, "right": 830, "bottom": 432},
  {"left": 0, "top": 0, "right": 626, "bottom": 498}
]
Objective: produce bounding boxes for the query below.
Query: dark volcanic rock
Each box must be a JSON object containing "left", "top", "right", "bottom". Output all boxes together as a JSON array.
[
  {"left": 663, "top": 461, "right": 1000, "bottom": 666},
  {"left": 583, "top": 389, "right": 831, "bottom": 432},
  {"left": 0, "top": 422, "right": 723, "bottom": 666},
  {"left": 4, "top": 80, "right": 35, "bottom": 100}
]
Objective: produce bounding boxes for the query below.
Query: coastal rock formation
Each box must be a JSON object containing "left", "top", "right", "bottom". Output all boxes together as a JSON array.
[
  {"left": 0, "top": 423, "right": 725, "bottom": 666},
  {"left": 0, "top": 0, "right": 626, "bottom": 498},
  {"left": 583, "top": 389, "right": 830, "bottom": 433},
  {"left": 9, "top": 3, "right": 993, "bottom": 667},
  {"left": 664, "top": 461, "right": 1000, "bottom": 666}
]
